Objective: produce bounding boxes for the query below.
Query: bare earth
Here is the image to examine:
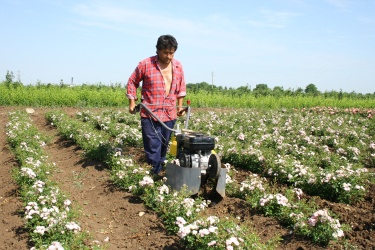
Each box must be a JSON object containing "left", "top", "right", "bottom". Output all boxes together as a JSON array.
[{"left": 0, "top": 107, "right": 374, "bottom": 250}]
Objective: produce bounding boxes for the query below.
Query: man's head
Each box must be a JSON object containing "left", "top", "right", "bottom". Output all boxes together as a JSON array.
[
  {"left": 156, "top": 35, "right": 178, "bottom": 65},
  {"left": 156, "top": 35, "right": 178, "bottom": 52}
]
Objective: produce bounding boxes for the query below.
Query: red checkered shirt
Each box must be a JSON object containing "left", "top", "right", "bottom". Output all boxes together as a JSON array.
[{"left": 127, "top": 56, "right": 186, "bottom": 122}]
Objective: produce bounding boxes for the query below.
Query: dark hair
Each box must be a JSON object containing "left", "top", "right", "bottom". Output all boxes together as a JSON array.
[{"left": 156, "top": 35, "right": 178, "bottom": 51}]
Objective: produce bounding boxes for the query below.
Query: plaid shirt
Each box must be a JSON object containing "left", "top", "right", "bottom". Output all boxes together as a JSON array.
[{"left": 127, "top": 56, "right": 186, "bottom": 122}]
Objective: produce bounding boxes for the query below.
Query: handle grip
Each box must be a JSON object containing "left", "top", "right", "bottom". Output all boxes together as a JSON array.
[
  {"left": 178, "top": 107, "right": 188, "bottom": 115},
  {"left": 134, "top": 104, "right": 141, "bottom": 113}
]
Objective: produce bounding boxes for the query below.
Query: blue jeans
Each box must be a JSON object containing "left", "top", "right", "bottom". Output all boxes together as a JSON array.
[{"left": 141, "top": 118, "right": 176, "bottom": 174}]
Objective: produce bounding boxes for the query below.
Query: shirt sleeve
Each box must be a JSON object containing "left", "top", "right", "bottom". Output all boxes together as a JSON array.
[
  {"left": 176, "top": 64, "right": 186, "bottom": 98},
  {"left": 126, "top": 63, "right": 143, "bottom": 99}
]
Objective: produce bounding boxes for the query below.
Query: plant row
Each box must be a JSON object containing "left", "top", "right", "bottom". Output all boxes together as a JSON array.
[{"left": 5, "top": 110, "right": 91, "bottom": 250}]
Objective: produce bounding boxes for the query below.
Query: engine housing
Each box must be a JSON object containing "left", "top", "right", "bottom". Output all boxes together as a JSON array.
[{"left": 176, "top": 133, "right": 215, "bottom": 170}]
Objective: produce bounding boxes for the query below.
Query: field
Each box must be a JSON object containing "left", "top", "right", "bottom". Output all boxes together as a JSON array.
[{"left": 1, "top": 106, "right": 374, "bottom": 250}]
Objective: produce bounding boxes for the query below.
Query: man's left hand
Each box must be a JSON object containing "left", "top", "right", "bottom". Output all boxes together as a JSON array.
[{"left": 177, "top": 108, "right": 186, "bottom": 116}]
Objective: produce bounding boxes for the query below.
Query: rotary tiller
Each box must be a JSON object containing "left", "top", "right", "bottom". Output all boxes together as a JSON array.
[{"left": 135, "top": 102, "right": 227, "bottom": 198}]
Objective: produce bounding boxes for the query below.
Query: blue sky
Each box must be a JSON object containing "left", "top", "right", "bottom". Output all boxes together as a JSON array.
[{"left": 1, "top": 0, "right": 374, "bottom": 94}]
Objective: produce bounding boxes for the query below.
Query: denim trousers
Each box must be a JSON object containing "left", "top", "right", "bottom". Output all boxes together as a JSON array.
[{"left": 141, "top": 118, "right": 176, "bottom": 174}]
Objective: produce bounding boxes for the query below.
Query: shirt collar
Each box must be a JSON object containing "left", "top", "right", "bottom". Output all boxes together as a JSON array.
[{"left": 152, "top": 55, "right": 178, "bottom": 68}]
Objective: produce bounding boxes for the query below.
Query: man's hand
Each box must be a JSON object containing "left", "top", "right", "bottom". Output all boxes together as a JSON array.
[
  {"left": 177, "top": 108, "right": 186, "bottom": 117},
  {"left": 129, "top": 107, "right": 136, "bottom": 114},
  {"left": 177, "top": 97, "right": 185, "bottom": 117},
  {"left": 129, "top": 99, "right": 136, "bottom": 114}
]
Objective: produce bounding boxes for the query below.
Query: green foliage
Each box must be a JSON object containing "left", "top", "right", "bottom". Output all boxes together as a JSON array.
[{"left": 1, "top": 81, "right": 375, "bottom": 108}]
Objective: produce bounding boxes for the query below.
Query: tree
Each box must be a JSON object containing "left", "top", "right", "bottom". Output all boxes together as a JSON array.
[
  {"left": 272, "top": 86, "right": 284, "bottom": 97},
  {"left": 254, "top": 83, "right": 268, "bottom": 91},
  {"left": 236, "top": 85, "right": 250, "bottom": 94},
  {"left": 5, "top": 70, "right": 14, "bottom": 83},
  {"left": 305, "top": 83, "right": 319, "bottom": 95},
  {"left": 253, "top": 83, "right": 270, "bottom": 97},
  {"left": 186, "top": 82, "right": 214, "bottom": 93},
  {"left": 295, "top": 87, "right": 304, "bottom": 96}
]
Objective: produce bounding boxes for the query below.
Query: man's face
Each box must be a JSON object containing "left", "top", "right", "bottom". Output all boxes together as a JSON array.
[{"left": 157, "top": 48, "right": 175, "bottom": 65}]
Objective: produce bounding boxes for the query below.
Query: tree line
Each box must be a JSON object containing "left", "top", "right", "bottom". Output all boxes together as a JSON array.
[
  {"left": 186, "top": 82, "right": 375, "bottom": 100},
  {"left": 3, "top": 70, "right": 374, "bottom": 100}
]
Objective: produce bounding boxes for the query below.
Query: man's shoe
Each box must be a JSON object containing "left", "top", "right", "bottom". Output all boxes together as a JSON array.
[{"left": 152, "top": 172, "right": 163, "bottom": 181}]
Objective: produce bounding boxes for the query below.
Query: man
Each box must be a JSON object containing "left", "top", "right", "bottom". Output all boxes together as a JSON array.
[{"left": 126, "top": 35, "right": 186, "bottom": 175}]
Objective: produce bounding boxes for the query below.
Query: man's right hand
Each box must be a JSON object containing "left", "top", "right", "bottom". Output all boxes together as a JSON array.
[
  {"left": 129, "top": 99, "right": 136, "bottom": 114},
  {"left": 129, "top": 107, "right": 136, "bottom": 114}
]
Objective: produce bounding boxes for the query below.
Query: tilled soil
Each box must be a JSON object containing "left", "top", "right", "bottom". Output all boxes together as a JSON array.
[{"left": 0, "top": 107, "right": 374, "bottom": 250}]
